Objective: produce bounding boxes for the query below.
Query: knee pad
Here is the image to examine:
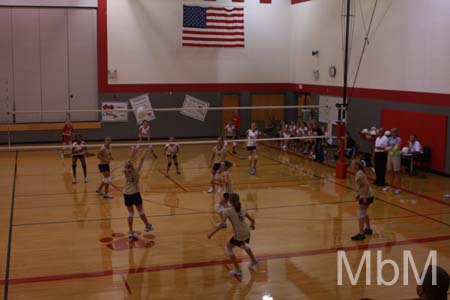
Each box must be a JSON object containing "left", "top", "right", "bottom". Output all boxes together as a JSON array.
[
  {"left": 128, "top": 211, "right": 134, "bottom": 218},
  {"left": 168, "top": 162, "right": 172, "bottom": 167},
  {"left": 232, "top": 142, "right": 237, "bottom": 147},
  {"left": 175, "top": 162, "right": 179, "bottom": 167},
  {"left": 138, "top": 208, "right": 145, "bottom": 216},
  {"left": 103, "top": 177, "right": 112, "bottom": 184},
  {"left": 248, "top": 155, "right": 253, "bottom": 161},
  {"left": 357, "top": 208, "right": 367, "bottom": 219},
  {"left": 224, "top": 246, "right": 234, "bottom": 257},
  {"left": 253, "top": 155, "right": 258, "bottom": 160},
  {"left": 242, "top": 243, "right": 251, "bottom": 251}
]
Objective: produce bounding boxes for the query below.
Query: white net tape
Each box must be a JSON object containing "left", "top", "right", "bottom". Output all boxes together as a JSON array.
[
  {"left": 5, "top": 105, "right": 327, "bottom": 114},
  {"left": 0, "top": 135, "right": 339, "bottom": 151}
]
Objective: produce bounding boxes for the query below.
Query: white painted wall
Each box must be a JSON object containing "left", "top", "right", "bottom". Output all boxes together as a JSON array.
[
  {"left": 107, "top": 0, "right": 292, "bottom": 84},
  {"left": 0, "top": 0, "right": 97, "bottom": 7},
  {"left": 290, "top": 0, "right": 450, "bottom": 94}
]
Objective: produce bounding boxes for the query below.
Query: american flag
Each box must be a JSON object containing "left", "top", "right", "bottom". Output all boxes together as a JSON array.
[{"left": 182, "top": 5, "right": 245, "bottom": 48}]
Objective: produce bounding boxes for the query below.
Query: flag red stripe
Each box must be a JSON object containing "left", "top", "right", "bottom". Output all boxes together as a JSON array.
[
  {"left": 206, "top": 13, "right": 244, "bottom": 17},
  {"left": 183, "top": 37, "right": 245, "bottom": 42},
  {"left": 207, "top": 7, "right": 244, "bottom": 12},
  {"left": 206, "top": 19, "right": 244, "bottom": 24},
  {"left": 183, "top": 43, "right": 244, "bottom": 48},
  {"left": 205, "top": 25, "right": 244, "bottom": 30},
  {"left": 183, "top": 30, "right": 244, "bottom": 36}
]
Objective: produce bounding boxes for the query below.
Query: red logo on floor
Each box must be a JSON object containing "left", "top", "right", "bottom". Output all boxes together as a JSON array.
[{"left": 99, "top": 232, "right": 156, "bottom": 251}]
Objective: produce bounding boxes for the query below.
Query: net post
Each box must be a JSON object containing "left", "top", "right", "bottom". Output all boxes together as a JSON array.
[{"left": 336, "top": 122, "right": 347, "bottom": 179}]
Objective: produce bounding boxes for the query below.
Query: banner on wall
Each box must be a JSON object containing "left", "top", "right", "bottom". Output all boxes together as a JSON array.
[
  {"left": 180, "top": 95, "right": 210, "bottom": 122},
  {"left": 101, "top": 102, "right": 128, "bottom": 122},
  {"left": 319, "top": 96, "right": 341, "bottom": 125},
  {"left": 129, "top": 93, "right": 156, "bottom": 124}
]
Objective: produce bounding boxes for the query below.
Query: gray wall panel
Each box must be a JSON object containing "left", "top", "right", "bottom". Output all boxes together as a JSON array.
[
  {"left": 40, "top": 8, "right": 69, "bottom": 122},
  {"left": 0, "top": 8, "right": 13, "bottom": 123},
  {"left": 12, "top": 8, "right": 42, "bottom": 123},
  {"left": 67, "top": 8, "right": 97, "bottom": 121}
]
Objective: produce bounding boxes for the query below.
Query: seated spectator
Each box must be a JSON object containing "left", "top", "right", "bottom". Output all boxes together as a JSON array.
[
  {"left": 408, "top": 135, "right": 423, "bottom": 154},
  {"left": 416, "top": 265, "right": 449, "bottom": 300}
]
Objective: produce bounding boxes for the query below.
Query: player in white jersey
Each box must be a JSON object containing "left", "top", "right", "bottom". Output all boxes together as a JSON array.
[
  {"left": 71, "top": 134, "right": 88, "bottom": 184},
  {"left": 246, "top": 123, "right": 260, "bottom": 175},
  {"left": 164, "top": 137, "right": 180, "bottom": 177},
  {"left": 138, "top": 120, "right": 158, "bottom": 159},
  {"left": 224, "top": 120, "right": 237, "bottom": 154}
]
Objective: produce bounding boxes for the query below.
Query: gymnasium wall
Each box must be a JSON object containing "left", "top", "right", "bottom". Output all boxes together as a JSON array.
[
  {"left": 106, "top": 0, "right": 292, "bottom": 84},
  {"left": 0, "top": 91, "right": 297, "bottom": 143},
  {"left": 291, "top": 0, "right": 450, "bottom": 95}
]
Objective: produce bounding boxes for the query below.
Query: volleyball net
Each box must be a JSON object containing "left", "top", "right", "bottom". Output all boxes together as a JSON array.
[{"left": 0, "top": 103, "right": 340, "bottom": 162}]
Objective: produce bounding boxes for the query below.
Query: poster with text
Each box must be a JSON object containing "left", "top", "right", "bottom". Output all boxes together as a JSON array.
[
  {"left": 129, "top": 93, "right": 156, "bottom": 124},
  {"left": 101, "top": 102, "right": 128, "bottom": 122},
  {"left": 180, "top": 95, "right": 210, "bottom": 122}
]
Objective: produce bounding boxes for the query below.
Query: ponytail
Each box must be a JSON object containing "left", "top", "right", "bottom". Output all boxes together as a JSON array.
[{"left": 229, "top": 193, "right": 244, "bottom": 221}]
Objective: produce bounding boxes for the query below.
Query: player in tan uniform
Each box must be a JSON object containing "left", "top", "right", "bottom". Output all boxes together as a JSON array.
[
  {"left": 123, "top": 146, "right": 154, "bottom": 240},
  {"left": 164, "top": 137, "right": 180, "bottom": 177},
  {"left": 208, "top": 137, "right": 227, "bottom": 193},
  {"left": 137, "top": 119, "right": 158, "bottom": 159},
  {"left": 217, "top": 193, "right": 258, "bottom": 277},
  {"left": 351, "top": 159, "right": 374, "bottom": 241},
  {"left": 96, "top": 137, "right": 114, "bottom": 199}
]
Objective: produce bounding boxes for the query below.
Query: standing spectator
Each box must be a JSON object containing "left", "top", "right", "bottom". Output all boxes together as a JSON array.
[
  {"left": 313, "top": 122, "right": 324, "bottom": 162},
  {"left": 374, "top": 128, "right": 388, "bottom": 186},
  {"left": 383, "top": 128, "right": 402, "bottom": 195}
]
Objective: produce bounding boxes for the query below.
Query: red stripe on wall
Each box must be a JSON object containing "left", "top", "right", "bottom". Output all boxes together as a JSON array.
[
  {"left": 260, "top": 0, "right": 272, "bottom": 3},
  {"left": 97, "top": 0, "right": 108, "bottom": 93},
  {"left": 103, "top": 83, "right": 296, "bottom": 93},
  {"left": 301, "top": 84, "right": 450, "bottom": 107},
  {"left": 182, "top": 44, "right": 244, "bottom": 48},
  {"left": 292, "top": 0, "right": 312, "bottom": 4},
  {"left": 232, "top": 0, "right": 245, "bottom": 2}
]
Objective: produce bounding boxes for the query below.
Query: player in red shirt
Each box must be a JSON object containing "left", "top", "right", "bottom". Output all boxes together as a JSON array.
[
  {"left": 232, "top": 110, "right": 241, "bottom": 138},
  {"left": 61, "top": 120, "right": 74, "bottom": 158}
]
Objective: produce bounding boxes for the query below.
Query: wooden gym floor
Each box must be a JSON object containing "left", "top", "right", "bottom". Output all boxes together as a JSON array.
[{"left": 0, "top": 143, "right": 449, "bottom": 300}]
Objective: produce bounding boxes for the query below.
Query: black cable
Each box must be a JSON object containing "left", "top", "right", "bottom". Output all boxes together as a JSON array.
[{"left": 347, "top": 0, "right": 378, "bottom": 107}]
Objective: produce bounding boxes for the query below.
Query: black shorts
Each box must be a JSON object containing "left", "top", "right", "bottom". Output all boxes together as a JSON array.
[
  {"left": 230, "top": 237, "right": 250, "bottom": 247},
  {"left": 124, "top": 193, "right": 143, "bottom": 207},
  {"left": 247, "top": 146, "right": 256, "bottom": 151},
  {"left": 167, "top": 154, "right": 177, "bottom": 159},
  {"left": 212, "top": 163, "right": 221, "bottom": 171},
  {"left": 358, "top": 196, "right": 374, "bottom": 206},
  {"left": 98, "top": 164, "right": 110, "bottom": 173},
  {"left": 227, "top": 135, "right": 234, "bottom": 140}
]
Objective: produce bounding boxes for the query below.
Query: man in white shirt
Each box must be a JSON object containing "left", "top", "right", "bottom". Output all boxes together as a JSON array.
[
  {"left": 374, "top": 128, "right": 388, "bottom": 186},
  {"left": 408, "top": 135, "right": 422, "bottom": 154}
]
